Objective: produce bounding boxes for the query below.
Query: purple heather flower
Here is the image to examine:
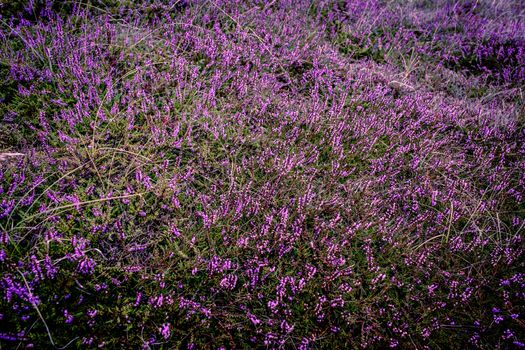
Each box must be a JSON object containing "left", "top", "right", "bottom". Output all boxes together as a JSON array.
[{"left": 159, "top": 323, "right": 170, "bottom": 340}]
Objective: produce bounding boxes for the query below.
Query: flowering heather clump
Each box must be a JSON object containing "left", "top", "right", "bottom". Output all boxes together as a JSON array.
[{"left": 0, "top": 0, "right": 524, "bottom": 348}]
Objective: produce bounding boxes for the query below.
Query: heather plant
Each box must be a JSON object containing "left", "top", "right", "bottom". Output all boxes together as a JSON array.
[{"left": 0, "top": 0, "right": 524, "bottom": 349}]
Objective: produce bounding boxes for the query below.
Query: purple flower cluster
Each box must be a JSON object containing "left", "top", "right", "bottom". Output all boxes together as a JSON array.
[{"left": 0, "top": 0, "right": 523, "bottom": 348}]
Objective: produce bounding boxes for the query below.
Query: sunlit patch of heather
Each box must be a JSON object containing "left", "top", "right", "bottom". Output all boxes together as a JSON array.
[{"left": 0, "top": 0, "right": 524, "bottom": 349}]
